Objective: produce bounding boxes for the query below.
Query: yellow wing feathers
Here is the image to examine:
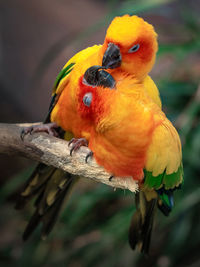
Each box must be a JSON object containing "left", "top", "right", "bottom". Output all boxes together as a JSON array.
[
  {"left": 145, "top": 114, "right": 182, "bottom": 176},
  {"left": 143, "top": 76, "right": 162, "bottom": 108},
  {"left": 55, "top": 45, "right": 102, "bottom": 96}
]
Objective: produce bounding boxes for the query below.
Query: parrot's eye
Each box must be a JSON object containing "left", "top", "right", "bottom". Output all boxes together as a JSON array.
[
  {"left": 128, "top": 44, "right": 140, "bottom": 53},
  {"left": 83, "top": 92, "right": 92, "bottom": 107}
]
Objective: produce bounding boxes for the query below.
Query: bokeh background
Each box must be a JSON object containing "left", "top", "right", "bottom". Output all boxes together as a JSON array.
[{"left": 0, "top": 0, "right": 200, "bottom": 266}]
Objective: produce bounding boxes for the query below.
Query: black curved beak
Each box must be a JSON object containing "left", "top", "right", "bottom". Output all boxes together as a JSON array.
[
  {"left": 102, "top": 43, "right": 121, "bottom": 69},
  {"left": 83, "top": 65, "right": 116, "bottom": 89}
]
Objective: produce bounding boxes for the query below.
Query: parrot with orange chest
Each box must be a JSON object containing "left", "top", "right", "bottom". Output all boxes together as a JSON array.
[
  {"left": 50, "top": 14, "right": 161, "bottom": 143},
  {"left": 18, "top": 14, "right": 165, "bottom": 242},
  {"left": 69, "top": 73, "right": 183, "bottom": 253},
  {"left": 52, "top": 14, "right": 161, "bottom": 114}
]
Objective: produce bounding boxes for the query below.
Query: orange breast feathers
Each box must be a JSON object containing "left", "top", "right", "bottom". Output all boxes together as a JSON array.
[{"left": 77, "top": 76, "right": 161, "bottom": 180}]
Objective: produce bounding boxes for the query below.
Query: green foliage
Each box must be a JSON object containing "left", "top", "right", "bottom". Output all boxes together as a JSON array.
[{"left": 1, "top": 0, "right": 200, "bottom": 266}]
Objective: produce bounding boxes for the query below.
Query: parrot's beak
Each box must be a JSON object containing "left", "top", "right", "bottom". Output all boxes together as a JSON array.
[{"left": 102, "top": 43, "right": 121, "bottom": 69}]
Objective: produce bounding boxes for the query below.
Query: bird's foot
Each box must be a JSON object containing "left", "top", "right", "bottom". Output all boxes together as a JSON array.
[
  {"left": 85, "top": 151, "right": 93, "bottom": 163},
  {"left": 109, "top": 175, "right": 114, "bottom": 182},
  {"left": 21, "top": 122, "right": 59, "bottom": 140},
  {"left": 68, "top": 138, "right": 88, "bottom": 156}
]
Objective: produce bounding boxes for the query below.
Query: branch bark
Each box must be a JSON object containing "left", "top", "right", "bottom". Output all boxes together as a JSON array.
[{"left": 0, "top": 123, "right": 138, "bottom": 192}]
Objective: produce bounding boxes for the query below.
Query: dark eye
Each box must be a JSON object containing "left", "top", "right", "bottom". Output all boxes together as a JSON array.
[
  {"left": 128, "top": 44, "right": 140, "bottom": 53},
  {"left": 83, "top": 92, "right": 92, "bottom": 107}
]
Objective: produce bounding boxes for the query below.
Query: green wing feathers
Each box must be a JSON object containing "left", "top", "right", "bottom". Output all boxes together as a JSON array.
[
  {"left": 144, "top": 163, "right": 183, "bottom": 190},
  {"left": 52, "top": 62, "right": 75, "bottom": 94},
  {"left": 44, "top": 62, "right": 75, "bottom": 123},
  {"left": 143, "top": 164, "right": 183, "bottom": 215}
]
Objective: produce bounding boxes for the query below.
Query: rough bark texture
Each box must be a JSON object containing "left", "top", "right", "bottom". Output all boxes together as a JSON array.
[{"left": 0, "top": 123, "right": 138, "bottom": 192}]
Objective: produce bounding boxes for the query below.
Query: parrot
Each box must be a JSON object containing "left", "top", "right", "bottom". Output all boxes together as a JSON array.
[
  {"left": 63, "top": 73, "right": 183, "bottom": 253},
  {"left": 18, "top": 14, "right": 164, "bottom": 242},
  {"left": 50, "top": 14, "right": 161, "bottom": 142}
]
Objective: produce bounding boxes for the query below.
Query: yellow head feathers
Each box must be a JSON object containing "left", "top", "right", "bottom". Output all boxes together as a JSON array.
[
  {"left": 105, "top": 14, "right": 157, "bottom": 47},
  {"left": 103, "top": 15, "right": 158, "bottom": 80}
]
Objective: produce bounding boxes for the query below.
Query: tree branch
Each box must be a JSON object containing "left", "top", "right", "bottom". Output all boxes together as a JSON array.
[{"left": 0, "top": 123, "right": 138, "bottom": 192}]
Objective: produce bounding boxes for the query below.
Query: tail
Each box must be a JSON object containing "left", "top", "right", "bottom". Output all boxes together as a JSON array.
[
  {"left": 128, "top": 191, "right": 157, "bottom": 254},
  {"left": 128, "top": 186, "right": 178, "bottom": 253},
  {"left": 16, "top": 163, "right": 79, "bottom": 240}
]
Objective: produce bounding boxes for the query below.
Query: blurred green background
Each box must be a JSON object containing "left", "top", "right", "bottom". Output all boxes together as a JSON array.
[{"left": 0, "top": 0, "right": 200, "bottom": 266}]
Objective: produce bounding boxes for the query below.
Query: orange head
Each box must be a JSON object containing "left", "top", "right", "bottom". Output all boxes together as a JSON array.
[
  {"left": 77, "top": 76, "right": 115, "bottom": 125},
  {"left": 102, "top": 15, "right": 158, "bottom": 80}
]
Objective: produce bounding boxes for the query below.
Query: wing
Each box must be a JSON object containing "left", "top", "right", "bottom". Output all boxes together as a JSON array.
[
  {"left": 143, "top": 76, "right": 162, "bottom": 109},
  {"left": 129, "top": 116, "right": 183, "bottom": 253},
  {"left": 144, "top": 116, "right": 183, "bottom": 215},
  {"left": 44, "top": 62, "right": 75, "bottom": 123},
  {"left": 145, "top": 117, "right": 183, "bottom": 189},
  {"left": 45, "top": 45, "right": 101, "bottom": 123}
]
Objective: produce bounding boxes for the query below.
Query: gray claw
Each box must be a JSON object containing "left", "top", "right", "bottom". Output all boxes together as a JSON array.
[
  {"left": 68, "top": 138, "right": 88, "bottom": 156},
  {"left": 85, "top": 151, "right": 93, "bottom": 163}
]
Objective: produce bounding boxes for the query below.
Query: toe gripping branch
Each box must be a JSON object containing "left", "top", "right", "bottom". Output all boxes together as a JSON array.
[
  {"left": 68, "top": 138, "right": 89, "bottom": 156},
  {"left": 20, "top": 124, "right": 94, "bottom": 163},
  {"left": 85, "top": 151, "right": 93, "bottom": 163},
  {"left": 20, "top": 122, "right": 59, "bottom": 141},
  {"left": 68, "top": 138, "right": 93, "bottom": 163}
]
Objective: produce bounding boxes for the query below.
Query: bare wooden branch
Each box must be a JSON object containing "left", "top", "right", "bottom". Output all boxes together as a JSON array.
[{"left": 0, "top": 123, "right": 138, "bottom": 192}]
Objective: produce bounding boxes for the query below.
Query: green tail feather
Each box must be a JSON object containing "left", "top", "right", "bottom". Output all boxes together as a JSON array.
[
  {"left": 16, "top": 164, "right": 79, "bottom": 240},
  {"left": 15, "top": 163, "right": 55, "bottom": 209},
  {"left": 129, "top": 191, "right": 157, "bottom": 254}
]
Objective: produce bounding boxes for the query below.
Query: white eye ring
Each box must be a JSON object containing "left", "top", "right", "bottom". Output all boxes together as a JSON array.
[
  {"left": 83, "top": 92, "right": 92, "bottom": 107},
  {"left": 128, "top": 44, "right": 140, "bottom": 53}
]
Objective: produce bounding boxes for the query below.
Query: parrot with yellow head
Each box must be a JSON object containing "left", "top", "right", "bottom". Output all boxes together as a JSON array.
[{"left": 17, "top": 15, "right": 183, "bottom": 253}]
